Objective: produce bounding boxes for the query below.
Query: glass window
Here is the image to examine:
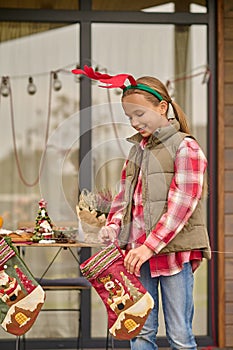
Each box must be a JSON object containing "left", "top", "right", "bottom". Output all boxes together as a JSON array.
[
  {"left": 0, "top": 22, "right": 80, "bottom": 340},
  {"left": 91, "top": 22, "right": 208, "bottom": 338},
  {"left": 0, "top": 22, "right": 80, "bottom": 228}
]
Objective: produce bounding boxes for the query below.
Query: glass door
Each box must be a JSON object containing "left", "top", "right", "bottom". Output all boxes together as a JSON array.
[{"left": 91, "top": 22, "right": 209, "bottom": 339}]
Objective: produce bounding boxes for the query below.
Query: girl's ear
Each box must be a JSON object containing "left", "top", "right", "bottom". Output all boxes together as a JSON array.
[{"left": 159, "top": 100, "right": 169, "bottom": 116}]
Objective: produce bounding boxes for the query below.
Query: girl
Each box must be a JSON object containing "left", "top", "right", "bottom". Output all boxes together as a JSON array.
[{"left": 72, "top": 66, "right": 211, "bottom": 350}]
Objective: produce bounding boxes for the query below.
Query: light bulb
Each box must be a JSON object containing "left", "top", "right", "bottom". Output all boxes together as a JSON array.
[
  {"left": 0, "top": 77, "right": 10, "bottom": 97},
  {"left": 115, "top": 88, "right": 122, "bottom": 95},
  {"left": 27, "top": 76, "right": 37, "bottom": 95},
  {"left": 53, "top": 72, "right": 62, "bottom": 91},
  {"left": 74, "top": 64, "right": 80, "bottom": 83}
]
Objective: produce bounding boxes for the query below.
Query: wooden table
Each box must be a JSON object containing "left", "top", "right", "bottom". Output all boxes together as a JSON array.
[
  {"left": 14, "top": 241, "right": 100, "bottom": 248},
  {"left": 14, "top": 241, "right": 100, "bottom": 280},
  {"left": 12, "top": 242, "right": 98, "bottom": 349}
]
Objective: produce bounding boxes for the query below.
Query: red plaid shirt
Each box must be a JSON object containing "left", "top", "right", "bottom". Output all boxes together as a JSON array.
[{"left": 106, "top": 137, "right": 207, "bottom": 277}]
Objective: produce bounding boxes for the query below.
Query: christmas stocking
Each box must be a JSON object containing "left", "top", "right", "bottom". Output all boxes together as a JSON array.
[
  {"left": 0, "top": 237, "right": 45, "bottom": 336},
  {"left": 80, "top": 243, "right": 154, "bottom": 340}
]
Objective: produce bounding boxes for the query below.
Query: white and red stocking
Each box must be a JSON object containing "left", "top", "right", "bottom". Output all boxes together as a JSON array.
[
  {"left": 80, "top": 243, "right": 154, "bottom": 340},
  {"left": 0, "top": 238, "right": 45, "bottom": 336}
]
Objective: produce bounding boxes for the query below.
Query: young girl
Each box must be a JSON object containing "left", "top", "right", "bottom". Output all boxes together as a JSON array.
[{"left": 72, "top": 66, "right": 211, "bottom": 350}]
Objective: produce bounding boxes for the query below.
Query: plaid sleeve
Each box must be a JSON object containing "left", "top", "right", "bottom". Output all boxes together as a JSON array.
[
  {"left": 144, "top": 138, "right": 207, "bottom": 253},
  {"left": 105, "top": 160, "right": 128, "bottom": 234}
]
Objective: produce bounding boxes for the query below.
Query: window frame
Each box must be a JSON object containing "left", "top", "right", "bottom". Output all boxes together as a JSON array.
[{"left": 0, "top": 0, "right": 218, "bottom": 348}]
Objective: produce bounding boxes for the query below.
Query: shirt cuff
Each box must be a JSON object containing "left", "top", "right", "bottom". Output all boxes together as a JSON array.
[
  {"left": 106, "top": 223, "right": 120, "bottom": 235},
  {"left": 144, "top": 234, "right": 167, "bottom": 254}
]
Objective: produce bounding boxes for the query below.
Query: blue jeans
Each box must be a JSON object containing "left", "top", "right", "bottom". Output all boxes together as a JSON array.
[{"left": 130, "top": 262, "right": 197, "bottom": 350}]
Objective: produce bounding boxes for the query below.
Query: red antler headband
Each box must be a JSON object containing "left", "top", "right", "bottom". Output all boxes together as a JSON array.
[{"left": 71, "top": 65, "right": 163, "bottom": 101}]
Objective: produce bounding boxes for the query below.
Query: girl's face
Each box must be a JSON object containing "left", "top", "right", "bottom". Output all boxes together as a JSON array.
[{"left": 122, "top": 93, "right": 169, "bottom": 137}]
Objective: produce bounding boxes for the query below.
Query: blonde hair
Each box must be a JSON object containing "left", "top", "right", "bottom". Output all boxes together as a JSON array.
[
  {"left": 122, "top": 76, "right": 191, "bottom": 134},
  {"left": 122, "top": 76, "right": 209, "bottom": 197}
]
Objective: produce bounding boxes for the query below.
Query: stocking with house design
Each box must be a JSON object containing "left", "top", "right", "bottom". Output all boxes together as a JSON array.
[
  {"left": 80, "top": 243, "right": 154, "bottom": 340},
  {"left": 0, "top": 237, "right": 45, "bottom": 336}
]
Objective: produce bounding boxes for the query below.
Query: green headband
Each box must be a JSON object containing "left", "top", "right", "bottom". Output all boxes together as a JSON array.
[{"left": 123, "top": 83, "right": 163, "bottom": 102}]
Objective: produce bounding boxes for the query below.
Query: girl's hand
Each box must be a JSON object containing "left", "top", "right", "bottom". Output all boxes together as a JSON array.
[
  {"left": 124, "top": 244, "right": 154, "bottom": 275},
  {"left": 98, "top": 226, "right": 116, "bottom": 243}
]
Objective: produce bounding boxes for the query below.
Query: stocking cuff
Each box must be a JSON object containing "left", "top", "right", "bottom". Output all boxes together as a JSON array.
[
  {"left": 80, "top": 243, "right": 122, "bottom": 280},
  {"left": 0, "top": 238, "right": 16, "bottom": 267}
]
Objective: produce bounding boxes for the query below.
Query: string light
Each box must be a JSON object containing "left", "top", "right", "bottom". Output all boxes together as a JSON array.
[
  {"left": 0, "top": 76, "right": 10, "bottom": 97},
  {"left": 202, "top": 68, "right": 211, "bottom": 84},
  {"left": 27, "top": 76, "right": 37, "bottom": 95},
  {"left": 52, "top": 72, "right": 62, "bottom": 91}
]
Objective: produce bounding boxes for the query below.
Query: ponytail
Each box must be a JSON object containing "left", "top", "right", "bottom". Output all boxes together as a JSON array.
[{"left": 171, "top": 100, "right": 191, "bottom": 134}]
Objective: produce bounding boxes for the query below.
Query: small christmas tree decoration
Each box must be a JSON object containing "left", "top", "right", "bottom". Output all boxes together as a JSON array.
[
  {"left": 32, "top": 199, "right": 54, "bottom": 242},
  {"left": 80, "top": 243, "right": 154, "bottom": 340},
  {"left": 14, "top": 265, "right": 36, "bottom": 294}
]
